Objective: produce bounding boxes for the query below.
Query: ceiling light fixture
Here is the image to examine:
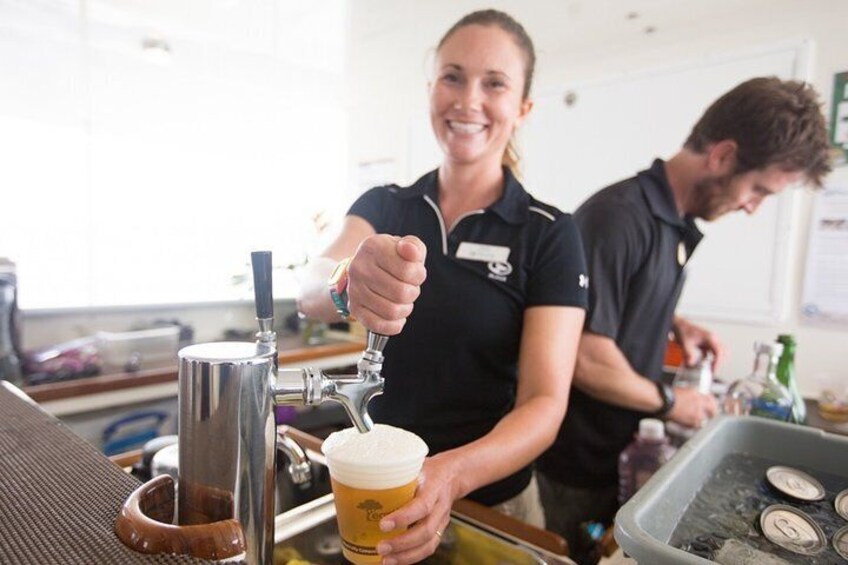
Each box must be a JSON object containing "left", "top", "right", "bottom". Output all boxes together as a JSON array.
[{"left": 141, "top": 36, "right": 172, "bottom": 64}]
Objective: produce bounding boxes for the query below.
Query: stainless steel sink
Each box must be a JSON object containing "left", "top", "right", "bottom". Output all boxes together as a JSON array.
[
  {"left": 272, "top": 439, "right": 575, "bottom": 565},
  {"left": 273, "top": 494, "right": 550, "bottom": 564}
]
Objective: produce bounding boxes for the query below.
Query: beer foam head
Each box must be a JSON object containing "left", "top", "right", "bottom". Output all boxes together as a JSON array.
[{"left": 322, "top": 424, "right": 428, "bottom": 490}]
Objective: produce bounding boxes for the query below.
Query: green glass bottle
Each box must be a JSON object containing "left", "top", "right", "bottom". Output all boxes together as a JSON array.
[{"left": 776, "top": 334, "right": 806, "bottom": 424}]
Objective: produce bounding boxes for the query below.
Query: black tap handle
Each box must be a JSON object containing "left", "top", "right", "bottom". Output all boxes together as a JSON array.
[{"left": 251, "top": 251, "right": 273, "bottom": 319}]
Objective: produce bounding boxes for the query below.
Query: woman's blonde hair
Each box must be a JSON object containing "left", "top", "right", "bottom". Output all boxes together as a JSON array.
[{"left": 437, "top": 10, "right": 536, "bottom": 175}]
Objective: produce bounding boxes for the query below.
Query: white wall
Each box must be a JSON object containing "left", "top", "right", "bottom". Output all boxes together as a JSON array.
[
  {"left": 23, "top": 301, "right": 298, "bottom": 349},
  {"left": 346, "top": 0, "right": 848, "bottom": 395},
  {"left": 14, "top": 1, "right": 847, "bottom": 394},
  {"left": 0, "top": 1, "right": 349, "bottom": 311}
]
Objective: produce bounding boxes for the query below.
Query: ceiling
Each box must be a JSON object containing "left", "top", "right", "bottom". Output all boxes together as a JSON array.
[
  {"left": 0, "top": 0, "right": 344, "bottom": 61},
  {"left": 348, "top": 0, "right": 809, "bottom": 58},
  {"left": 3, "top": 0, "right": 800, "bottom": 52}
]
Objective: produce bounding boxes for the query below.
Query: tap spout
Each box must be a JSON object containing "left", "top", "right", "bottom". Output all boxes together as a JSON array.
[
  {"left": 325, "top": 371, "right": 383, "bottom": 432},
  {"left": 273, "top": 368, "right": 325, "bottom": 405},
  {"left": 333, "top": 331, "right": 389, "bottom": 432},
  {"left": 272, "top": 368, "right": 383, "bottom": 433},
  {"left": 271, "top": 331, "right": 388, "bottom": 433},
  {"left": 275, "top": 428, "right": 311, "bottom": 486}
]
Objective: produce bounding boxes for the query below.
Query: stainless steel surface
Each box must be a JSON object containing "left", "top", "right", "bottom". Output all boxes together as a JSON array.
[
  {"left": 759, "top": 504, "right": 826, "bottom": 556},
  {"left": 150, "top": 443, "right": 179, "bottom": 480},
  {"left": 273, "top": 493, "right": 560, "bottom": 565},
  {"left": 276, "top": 431, "right": 311, "bottom": 486},
  {"left": 324, "top": 332, "right": 385, "bottom": 433},
  {"left": 177, "top": 339, "right": 384, "bottom": 565},
  {"left": 273, "top": 368, "right": 324, "bottom": 404},
  {"left": 765, "top": 465, "right": 826, "bottom": 501},
  {"left": 836, "top": 488, "right": 848, "bottom": 520},
  {"left": 175, "top": 332, "right": 386, "bottom": 564},
  {"left": 178, "top": 340, "right": 277, "bottom": 565},
  {"left": 172, "top": 251, "right": 388, "bottom": 564},
  {"left": 256, "top": 319, "right": 274, "bottom": 343},
  {"left": 834, "top": 525, "right": 848, "bottom": 560},
  {"left": 273, "top": 330, "right": 386, "bottom": 433}
]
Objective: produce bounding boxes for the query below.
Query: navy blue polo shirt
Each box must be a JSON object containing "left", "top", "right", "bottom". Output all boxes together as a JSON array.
[
  {"left": 538, "top": 159, "right": 703, "bottom": 489},
  {"left": 349, "top": 167, "right": 588, "bottom": 506}
]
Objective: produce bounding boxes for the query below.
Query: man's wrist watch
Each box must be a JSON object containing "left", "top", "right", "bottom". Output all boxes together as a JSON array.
[
  {"left": 654, "top": 381, "right": 676, "bottom": 418},
  {"left": 328, "top": 257, "right": 352, "bottom": 320}
]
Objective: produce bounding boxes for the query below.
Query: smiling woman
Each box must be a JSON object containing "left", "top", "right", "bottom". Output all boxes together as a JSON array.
[{"left": 0, "top": 0, "right": 348, "bottom": 310}]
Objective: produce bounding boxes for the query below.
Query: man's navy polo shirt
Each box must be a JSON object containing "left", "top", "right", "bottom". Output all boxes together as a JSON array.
[
  {"left": 538, "top": 159, "right": 703, "bottom": 489},
  {"left": 348, "top": 167, "right": 588, "bottom": 506}
]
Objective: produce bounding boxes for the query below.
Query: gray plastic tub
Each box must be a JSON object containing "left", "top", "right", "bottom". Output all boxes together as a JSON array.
[{"left": 614, "top": 415, "right": 848, "bottom": 564}]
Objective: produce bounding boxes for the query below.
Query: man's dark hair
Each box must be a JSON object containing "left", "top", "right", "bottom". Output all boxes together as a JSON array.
[{"left": 684, "top": 77, "right": 832, "bottom": 187}]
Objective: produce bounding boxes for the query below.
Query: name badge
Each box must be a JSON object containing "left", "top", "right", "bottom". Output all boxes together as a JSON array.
[{"left": 456, "top": 242, "right": 511, "bottom": 263}]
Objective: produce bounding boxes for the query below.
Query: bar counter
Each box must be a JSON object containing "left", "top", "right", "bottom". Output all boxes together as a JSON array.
[
  {"left": 0, "top": 383, "right": 217, "bottom": 564},
  {"left": 21, "top": 335, "right": 364, "bottom": 417}
]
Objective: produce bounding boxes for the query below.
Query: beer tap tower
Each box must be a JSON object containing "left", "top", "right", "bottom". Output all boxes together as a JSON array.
[{"left": 177, "top": 251, "right": 386, "bottom": 564}]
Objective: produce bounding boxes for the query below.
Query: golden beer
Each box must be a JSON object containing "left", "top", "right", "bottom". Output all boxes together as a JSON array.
[
  {"left": 332, "top": 477, "right": 418, "bottom": 564},
  {"left": 322, "top": 424, "right": 429, "bottom": 565}
]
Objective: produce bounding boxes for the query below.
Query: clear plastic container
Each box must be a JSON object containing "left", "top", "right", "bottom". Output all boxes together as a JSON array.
[
  {"left": 618, "top": 418, "right": 676, "bottom": 505},
  {"left": 615, "top": 416, "right": 848, "bottom": 565},
  {"left": 96, "top": 326, "right": 180, "bottom": 373},
  {"left": 672, "top": 350, "right": 713, "bottom": 395},
  {"left": 667, "top": 351, "right": 716, "bottom": 446}
]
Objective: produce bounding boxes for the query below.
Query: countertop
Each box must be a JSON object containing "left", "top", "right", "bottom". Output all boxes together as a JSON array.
[
  {"left": 0, "top": 384, "right": 572, "bottom": 564},
  {"left": 0, "top": 383, "right": 217, "bottom": 565},
  {"left": 804, "top": 397, "right": 848, "bottom": 436},
  {"left": 21, "top": 334, "right": 364, "bottom": 413}
]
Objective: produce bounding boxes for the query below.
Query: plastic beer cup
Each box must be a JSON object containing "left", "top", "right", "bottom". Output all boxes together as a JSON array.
[{"left": 322, "top": 424, "right": 428, "bottom": 564}]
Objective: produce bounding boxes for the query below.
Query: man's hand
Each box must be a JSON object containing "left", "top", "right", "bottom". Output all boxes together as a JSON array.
[
  {"left": 672, "top": 316, "right": 725, "bottom": 373},
  {"left": 347, "top": 235, "right": 427, "bottom": 335},
  {"left": 667, "top": 387, "right": 718, "bottom": 428}
]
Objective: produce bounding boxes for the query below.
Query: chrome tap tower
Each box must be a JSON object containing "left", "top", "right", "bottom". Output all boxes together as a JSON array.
[{"left": 177, "top": 251, "right": 385, "bottom": 564}]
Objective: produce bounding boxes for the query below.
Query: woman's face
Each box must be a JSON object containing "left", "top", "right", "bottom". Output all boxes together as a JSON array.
[{"left": 430, "top": 24, "right": 532, "bottom": 168}]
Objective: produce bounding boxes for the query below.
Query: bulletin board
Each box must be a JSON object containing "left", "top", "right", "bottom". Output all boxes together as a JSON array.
[
  {"left": 801, "top": 168, "right": 848, "bottom": 326},
  {"left": 830, "top": 71, "right": 848, "bottom": 166}
]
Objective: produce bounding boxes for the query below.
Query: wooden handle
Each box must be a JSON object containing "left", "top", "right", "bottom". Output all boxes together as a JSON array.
[
  {"left": 114, "top": 475, "right": 246, "bottom": 561},
  {"left": 109, "top": 448, "right": 142, "bottom": 469}
]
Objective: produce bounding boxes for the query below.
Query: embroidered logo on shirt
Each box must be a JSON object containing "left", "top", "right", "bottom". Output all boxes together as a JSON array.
[
  {"left": 579, "top": 274, "right": 589, "bottom": 288},
  {"left": 487, "top": 261, "right": 513, "bottom": 282}
]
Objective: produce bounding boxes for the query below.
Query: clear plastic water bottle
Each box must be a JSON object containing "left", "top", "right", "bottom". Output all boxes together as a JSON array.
[
  {"left": 672, "top": 349, "right": 714, "bottom": 394},
  {"left": 618, "top": 419, "right": 676, "bottom": 505},
  {"left": 723, "top": 342, "right": 793, "bottom": 421},
  {"left": 666, "top": 351, "right": 715, "bottom": 445}
]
